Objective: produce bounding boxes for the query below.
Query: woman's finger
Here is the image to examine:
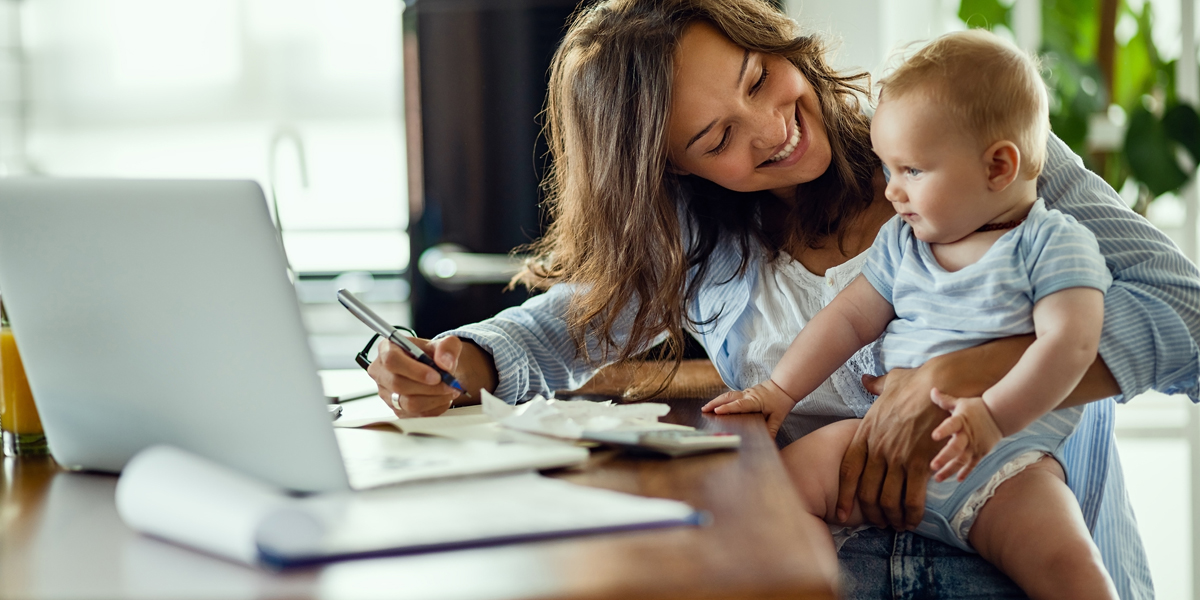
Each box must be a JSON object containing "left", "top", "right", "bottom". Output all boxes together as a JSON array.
[
  {"left": 878, "top": 467, "right": 907, "bottom": 529},
  {"left": 860, "top": 373, "right": 884, "bottom": 395},
  {"left": 902, "top": 467, "right": 927, "bottom": 531},
  {"left": 382, "top": 389, "right": 456, "bottom": 417},
  {"left": 836, "top": 423, "right": 870, "bottom": 523},
  {"left": 427, "top": 336, "right": 463, "bottom": 372},
  {"left": 401, "top": 393, "right": 457, "bottom": 417},
  {"left": 376, "top": 338, "right": 443, "bottom": 385},
  {"left": 856, "top": 451, "right": 889, "bottom": 527},
  {"left": 374, "top": 366, "right": 457, "bottom": 399}
]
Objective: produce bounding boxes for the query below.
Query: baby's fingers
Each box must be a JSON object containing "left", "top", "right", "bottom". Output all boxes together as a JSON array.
[
  {"left": 702, "top": 391, "right": 744, "bottom": 412},
  {"left": 713, "top": 395, "right": 765, "bottom": 415},
  {"left": 931, "top": 414, "right": 963, "bottom": 442},
  {"left": 934, "top": 455, "right": 966, "bottom": 483},
  {"left": 955, "top": 454, "right": 984, "bottom": 482},
  {"left": 930, "top": 434, "right": 967, "bottom": 479}
]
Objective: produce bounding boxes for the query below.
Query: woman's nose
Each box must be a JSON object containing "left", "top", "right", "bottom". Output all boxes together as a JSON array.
[{"left": 750, "top": 110, "right": 788, "bottom": 150}]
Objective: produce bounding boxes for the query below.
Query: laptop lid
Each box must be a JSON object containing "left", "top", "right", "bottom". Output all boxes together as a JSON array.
[{"left": 0, "top": 178, "right": 349, "bottom": 493}]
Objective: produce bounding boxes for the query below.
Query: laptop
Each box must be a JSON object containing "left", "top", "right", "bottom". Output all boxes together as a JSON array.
[{"left": 0, "top": 178, "right": 585, "bottom": 493}]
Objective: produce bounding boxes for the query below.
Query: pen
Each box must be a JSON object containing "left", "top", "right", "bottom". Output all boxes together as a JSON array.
[{"left": 336, "top": 289, "right": 472, "bottom": 399}]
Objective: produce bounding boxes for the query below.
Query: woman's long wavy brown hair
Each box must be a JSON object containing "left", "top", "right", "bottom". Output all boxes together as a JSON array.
[{"left": 514, "top": 0, "right": 877, "bottom": 397}]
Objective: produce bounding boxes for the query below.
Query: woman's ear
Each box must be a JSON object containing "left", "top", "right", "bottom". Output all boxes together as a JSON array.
[{"left": 984, "top": 141, "right": 1020, "bottom": 191}]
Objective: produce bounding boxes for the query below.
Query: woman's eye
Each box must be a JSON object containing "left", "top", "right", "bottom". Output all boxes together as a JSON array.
[
  {"left": 751, "top": 64, "right": 769, "bottom": 94},
  {"left": 707, "top": 128, "right": 731, "bottom": 155}
]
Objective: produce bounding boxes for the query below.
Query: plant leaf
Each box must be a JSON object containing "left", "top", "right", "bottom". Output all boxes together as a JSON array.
[
  {"left": 1124, "top": 105, "right": 1189, "bottom": 196},
  {"left": 958, "top": 0, "right": 1010, "bottom": 29},
  {"left": 1163, "top": 103, "right": 1200, "bottom": 165}
]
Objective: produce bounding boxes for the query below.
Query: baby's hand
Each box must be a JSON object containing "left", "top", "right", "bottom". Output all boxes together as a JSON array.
[
  {"left": 702, "top": 380, "right": 796, "bottom": 437},
  {"left": 928, "top": 388, "right": 1004, "bottom": 482}
]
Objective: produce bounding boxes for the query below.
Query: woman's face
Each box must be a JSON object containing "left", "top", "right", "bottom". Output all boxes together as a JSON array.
[{"left": 666, "top": 22, "right": 832, "bottom": 198}]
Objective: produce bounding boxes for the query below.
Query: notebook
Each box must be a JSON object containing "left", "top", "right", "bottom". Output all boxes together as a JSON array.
[
  {"left": 117, "top": 445, "right": 702, "bottom": 567},
  {"left": 0, "top": 178, "right": 586, "bottom": 492}
]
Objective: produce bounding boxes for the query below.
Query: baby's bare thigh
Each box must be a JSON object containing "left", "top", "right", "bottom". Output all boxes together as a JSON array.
[{"left": 780, "top": 418, "right": 862, "bottom": 523}]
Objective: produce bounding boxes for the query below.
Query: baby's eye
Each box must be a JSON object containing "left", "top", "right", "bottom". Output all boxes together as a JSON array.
[{"left": 906, "top": 167, "right": 923, "bottom": 177}]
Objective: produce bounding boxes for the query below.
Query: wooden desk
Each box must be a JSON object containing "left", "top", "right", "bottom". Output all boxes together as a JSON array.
[{"left": 0, "top": 398, "right": 838, "bottom": 600}]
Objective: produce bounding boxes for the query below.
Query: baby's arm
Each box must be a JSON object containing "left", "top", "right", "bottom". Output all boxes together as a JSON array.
[
  {"left": 703, "top": 276, "right": 896, "bottom": 436},
  {"left": 930, "top": 286, "right": 1105, "bottom": 481}
]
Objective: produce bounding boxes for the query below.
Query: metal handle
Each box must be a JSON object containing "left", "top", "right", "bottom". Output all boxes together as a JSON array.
[{"left": 417, "top": 243, "right": 526, "bottom": 291}]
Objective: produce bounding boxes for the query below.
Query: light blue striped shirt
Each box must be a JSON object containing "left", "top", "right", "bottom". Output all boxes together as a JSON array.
[
  {"left": 441, "top": 134, "right": 1200, "bottom": 599},
  {"left": 864, "top": 198, "right": 1112, "bottom": 370}
]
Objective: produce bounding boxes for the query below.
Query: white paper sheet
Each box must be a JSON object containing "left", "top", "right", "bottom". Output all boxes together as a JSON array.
[{"left": 481, "top": 391, "right": 677, "bottom": 439}]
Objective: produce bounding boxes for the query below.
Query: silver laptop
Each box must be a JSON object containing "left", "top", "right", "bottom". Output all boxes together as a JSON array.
[{"left": 0, "top": 179, "right": 584, "bottom": 493}]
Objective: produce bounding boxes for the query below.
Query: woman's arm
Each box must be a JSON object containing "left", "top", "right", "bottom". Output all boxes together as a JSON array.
[
  {"left": 1040, "top": 134, "right": 1200, "bottom": 401},
  {"left": 370, "top": 282, "right": 665, "bottom": 416}
]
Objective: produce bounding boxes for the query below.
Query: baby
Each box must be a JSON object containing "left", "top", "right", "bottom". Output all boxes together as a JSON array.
[{"left": 704, "top": 30, "right": 1117, "bottom": 598}]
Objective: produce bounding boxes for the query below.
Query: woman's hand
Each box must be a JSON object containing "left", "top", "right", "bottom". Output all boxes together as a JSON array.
[
  {"left": 366, "top": 335, "right": 497, "bottom": 417},
  {"left": 835, "top": 335, "right": 1054, "bottom": 529},
  {"left": 929, "top": 389, "right": 1004, "bottom": 482},
  {"left": 834, "top": 366, "right": 948, "bottom": 529},
  {"left": 702, "top": 380, "right": 796, "bottom": 438}
]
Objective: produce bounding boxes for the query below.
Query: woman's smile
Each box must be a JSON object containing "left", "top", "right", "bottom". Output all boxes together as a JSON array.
[{"left": 760, "top": 106, "right": 806, "bottom": 168}]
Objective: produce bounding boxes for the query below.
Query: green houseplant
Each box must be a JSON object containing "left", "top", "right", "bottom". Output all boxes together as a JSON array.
[{"left": 959, "top": 0, "right": 1200, "bottom": 214}]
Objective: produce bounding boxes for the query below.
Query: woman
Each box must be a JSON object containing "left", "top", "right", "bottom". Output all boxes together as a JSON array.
[{"left": 368, "top": 0, "right": 1200, "bottom": 597}]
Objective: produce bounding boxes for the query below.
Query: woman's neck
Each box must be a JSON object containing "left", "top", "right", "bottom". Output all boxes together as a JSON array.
[{"left": 780, "top": 170, "right": 893, "bottom": 276}]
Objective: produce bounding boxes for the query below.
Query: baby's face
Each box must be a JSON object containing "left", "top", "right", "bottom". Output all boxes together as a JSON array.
[{"left": 871, "top": 94, "right": 996, "bottom": 244}]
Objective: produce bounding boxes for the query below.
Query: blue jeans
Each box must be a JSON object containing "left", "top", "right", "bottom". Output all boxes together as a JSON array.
[
  {"left": 838, "top": 528, "right": 1025, "bottom": 598},
  {"left": 778, "top": 414, "right": 1026, "bottom": 599}
]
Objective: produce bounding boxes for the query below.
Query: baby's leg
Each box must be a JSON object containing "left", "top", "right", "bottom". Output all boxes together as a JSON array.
[
  {"left": 968, "top": 456, "right": 1118, "bottom": 600},
  {"left": 780, "top": 419, "right": 866, "bottom": 528}
]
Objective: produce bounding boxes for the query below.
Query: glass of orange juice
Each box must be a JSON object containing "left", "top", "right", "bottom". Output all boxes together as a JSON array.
[{"left": 1, "top": 297, "right": 47, "bottom": 456}]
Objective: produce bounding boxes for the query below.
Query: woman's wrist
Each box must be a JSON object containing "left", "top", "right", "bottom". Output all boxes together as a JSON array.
[
  {"left": 923, "top": 334, "right": 1119, "bottom": 409},
  {"left": 1060, "top": 354, "right": 1120, "bottom": 407},
  {"left": 924, "top": 335, "right": 1033, "bottom": 397}
]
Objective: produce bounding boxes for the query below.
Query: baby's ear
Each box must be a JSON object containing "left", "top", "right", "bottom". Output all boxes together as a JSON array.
[{"left": 984, "top": 141, "right": 1021, "bottom": 191}]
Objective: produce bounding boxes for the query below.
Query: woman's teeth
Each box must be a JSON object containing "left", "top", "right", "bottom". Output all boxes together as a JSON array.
[{"left": 766, "top": 120, "right": 802, "bottom": 163}]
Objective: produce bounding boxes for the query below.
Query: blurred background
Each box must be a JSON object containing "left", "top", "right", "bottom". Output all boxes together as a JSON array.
[{"left": 0, "top": 0, "right": 1196, "bottom": 597}]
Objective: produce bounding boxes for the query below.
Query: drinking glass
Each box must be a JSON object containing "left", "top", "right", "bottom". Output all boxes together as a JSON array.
[{"left": 1, "top": 298, "right": 47, "bottom": 457}]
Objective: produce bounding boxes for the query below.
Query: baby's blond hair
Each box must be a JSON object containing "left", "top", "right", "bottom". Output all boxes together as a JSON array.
[{"left": 878, "top": 29, "right": 1049, "bottom": 179}]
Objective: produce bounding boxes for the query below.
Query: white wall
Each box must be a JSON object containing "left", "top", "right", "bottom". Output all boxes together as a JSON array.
[{"left": 785, "top": 0, "right": 962, "bottom": 75}]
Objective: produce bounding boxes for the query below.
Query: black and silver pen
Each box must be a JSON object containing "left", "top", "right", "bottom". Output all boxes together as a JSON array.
[{"left": 336, "top": 289, "right": 471, "bottom": 399}]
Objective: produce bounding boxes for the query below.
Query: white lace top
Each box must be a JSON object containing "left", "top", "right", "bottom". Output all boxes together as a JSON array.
[{"left": 725, "top": 250, "right": 880, "bottom": 418}]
